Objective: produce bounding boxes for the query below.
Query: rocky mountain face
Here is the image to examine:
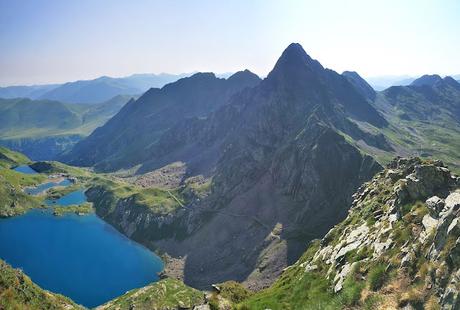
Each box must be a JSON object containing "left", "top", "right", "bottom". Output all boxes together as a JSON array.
[
  {"left": 62, "top": 71, "right": 261, "bottom": 172},
  {"left": 240, "top": 157, "right": 460, "bottom": 309},
  {"left": 342, "top": 71, "right": 376, "bottom": 101},
  {"left": 82, "top": 43, "right": 389, "bottom": 291}
]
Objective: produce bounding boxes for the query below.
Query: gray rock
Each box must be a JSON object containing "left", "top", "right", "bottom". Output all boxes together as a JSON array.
[
  {"left": 426, "top": 196, "right": 445, "bottom": 217},
  {"left": 387, "top": 169, "right": 402, "bottom": 182},
  {"left": 445, "top": 193, "right": 460, "bottom": 211},
  {"left": 334, "top": 262, "right": 356, "bottom": 292}
]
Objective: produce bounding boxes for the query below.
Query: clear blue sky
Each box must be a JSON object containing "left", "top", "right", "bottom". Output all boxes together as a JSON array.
[{"left": 1, "top": 0, "right": 459, "bottom": 85}]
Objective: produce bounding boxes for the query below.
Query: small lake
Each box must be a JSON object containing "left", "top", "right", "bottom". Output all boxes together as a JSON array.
[
  {"left": 13, "top": 165, "right": 37, "bottom": 174},
  {"left": 3, "top": 164, "right": 163, "bottom": 307},
  {"left": 45, "top": 189, "right": 87, "bottom": 206},
  {"left": 25, "top": 179, "right": 72, "bottom": 195},
  {"left": 0, "top": 210, "right": 163, "bottom": 308}
]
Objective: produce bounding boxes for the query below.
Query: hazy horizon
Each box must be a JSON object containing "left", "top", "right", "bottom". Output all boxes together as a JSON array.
[{"left": 1, "top": 0, "right": 459, "bottom": 86}]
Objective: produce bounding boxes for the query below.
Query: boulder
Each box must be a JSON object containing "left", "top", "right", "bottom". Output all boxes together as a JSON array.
[
  {"left": 445, "top": 193, "right": 460, "bottom": 211},
  {"left": 426, "top": 196, "right": 445, "bottom": 217}
]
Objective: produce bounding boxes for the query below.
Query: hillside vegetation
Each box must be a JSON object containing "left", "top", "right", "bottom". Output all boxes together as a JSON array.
[
  {"left": 239, "top": 158, "right": 460, "bottom": 309},
  {"left": 96, "top": 278, "right": 204, "bottom": 310},
  {"left": 0, "top": 95, "right": 133, "bottom": 160},
  {"left": 0, "top": 147, "right": 46, "bottom": 217}
]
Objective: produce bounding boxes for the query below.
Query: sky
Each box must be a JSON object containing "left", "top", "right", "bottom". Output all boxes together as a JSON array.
[{"left": 1, "top": 0, "right": 459, "bottom": 86}]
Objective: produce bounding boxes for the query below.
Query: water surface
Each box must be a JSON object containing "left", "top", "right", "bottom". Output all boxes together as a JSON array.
[
  {"left": 25, "top": 179, "right": 72, "bottom": 195},
  {"left": 45, "top": 189, "right": 87, "bottom": 206},
  {"left": 13, "top": 165, "right": 37, "bottom": 174},
  {"left": 0, "top": 210, "right": 163, "bottom": 308}
]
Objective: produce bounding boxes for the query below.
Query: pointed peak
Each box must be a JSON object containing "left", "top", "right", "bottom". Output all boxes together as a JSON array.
[
  {"left": 277, "top": 43, "right": 313, "bottom": 65},
  {"left": 410, "top": 74, "right": 442, "bottom": 87},
  {"left": 267, "top": 43, "right": 324, "bottom": 80}
]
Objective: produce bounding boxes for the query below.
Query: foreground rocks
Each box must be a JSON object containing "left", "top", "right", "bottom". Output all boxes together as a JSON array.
[{"left": 241, "top": 157, "right": 460, "bottom": 309}]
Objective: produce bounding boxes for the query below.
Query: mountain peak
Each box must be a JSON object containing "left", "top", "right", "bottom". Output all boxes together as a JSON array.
[
  {"left": 442, "top": 76, "right": 460, "bottom": 89},
  {"left": 342, "top": 71, "right": 376, "bottom": 101},
  {"left": 276, "top": 43, "right": 321, "bottom": 68},
  {"left": 410, "top": 74, "right": 442, "bottom": 87},
  {"left": 267, "top": 43, "right": 324, "bottom": 82}
]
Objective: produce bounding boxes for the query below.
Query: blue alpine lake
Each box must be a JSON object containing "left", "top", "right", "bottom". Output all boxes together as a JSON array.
[
  {"left": 2, "top": 167, "right": 163, "bottom": 307},
  {"left": 13, "top": 165, "right": 38, "bottom": 174},
  {"left": 45, "top": 189, "right": 87, "bottom": 206},
  {"left": 0, "top": 210, "right": 163, "bottom": 308}
]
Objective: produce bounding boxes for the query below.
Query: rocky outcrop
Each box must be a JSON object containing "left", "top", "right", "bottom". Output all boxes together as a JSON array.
[{"left": 282, "top": 157, "right": 460, "bottom": 309}]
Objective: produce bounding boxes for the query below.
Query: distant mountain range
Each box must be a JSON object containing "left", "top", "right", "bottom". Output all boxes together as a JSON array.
[
  {"left": 366, "top": 74, "right": 460, "bottom": 90},
  {"left": 365, "top": 75, "right": 417, "bottom": 90},
  {"left": 0, "top": 95, "right": 134, "bottom": 159},
  {"left": 61, "top": 70, "right": 261, "bottom": 171},
  {"left": 0, "top": 73, "right": 192, "bottom": 104}
]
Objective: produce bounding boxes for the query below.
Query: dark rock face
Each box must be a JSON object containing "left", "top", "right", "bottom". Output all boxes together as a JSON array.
[
  {"left": 87, "top": 43, "right": 386, "bottom": 291},
  {"left": 63, "top": 71, "right": 261, "bottom": 171},
  {"left": 342, "top": 71, "right": 376, "bottom": 101}
]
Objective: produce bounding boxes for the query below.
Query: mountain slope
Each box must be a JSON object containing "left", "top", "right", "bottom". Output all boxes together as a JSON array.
[
  {"left": 96, "top": 278, "right": 204, "bottom": 310},
  {"left": 410, "top": 74, "right": 443, "bottom": 87},
  {"left": 37, "top": 73, "right": 191, "bottom": 104},
  {"left": 81, "top": 43, "right": 386, "bottom": 291},
  {"left": 0, "top": 84, "right": 59, "bottom": 99},
  {"left": 0, "top": 95, "right": 133, "bottom": 160},
  {"left": 240, "top": 157, "right": 460, "bottom": 309},
  {"left": 63, "top": 70, "right": 261, "bottom": 171},
  {"left": 370, "top": 76, "right": 460, "bottom": 171},
  {"left": 342, "top": 71, "right": 376, "bottom": 101}
]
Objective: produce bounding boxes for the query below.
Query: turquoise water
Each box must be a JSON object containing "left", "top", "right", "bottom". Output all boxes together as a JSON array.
[
  {"left": 0, "top": 210, "right": 163, "bottom": 308},
  {"left": 25, "top": 179, "right": 72, "bottom": 195},
  {"left": 2, "top": 166, "right": 163, "bottom": 307},
  {"left": 45, "top": 189, "right": 87, "bottom": 206},
  {"left": 13, "top": 165, "right": 37, "bottom": 174}
]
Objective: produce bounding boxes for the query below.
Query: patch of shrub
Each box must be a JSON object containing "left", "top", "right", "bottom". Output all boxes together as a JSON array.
[{"left": 368, "top": 264, "right": 388, "bottom": 291}]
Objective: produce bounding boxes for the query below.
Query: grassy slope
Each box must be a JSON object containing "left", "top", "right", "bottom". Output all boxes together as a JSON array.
[
  {"left": 0, "top": 259, "right": 82, "bottom": 310},
  {"left": 96, "top": 278, "right": 204, "bottom": 310},
  {"left": 370, "top": 87, "right": 460, "bottom": 173},
  {"left": 239, "top": 159, "right": 455, "bottom": 309},
  {"left": 346, "top": 115, "right": 460, "bottom": 175},
  {"left": 0, "top": 95, "right": 132, "bottom": 140},
  {"left": 0, "top": 147, "right": 47, "bottom": 217}
]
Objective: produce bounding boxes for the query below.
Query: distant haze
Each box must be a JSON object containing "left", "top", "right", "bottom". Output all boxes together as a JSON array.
[{"left": 1, "top": 0, "right": 459, "bottom": 86}]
